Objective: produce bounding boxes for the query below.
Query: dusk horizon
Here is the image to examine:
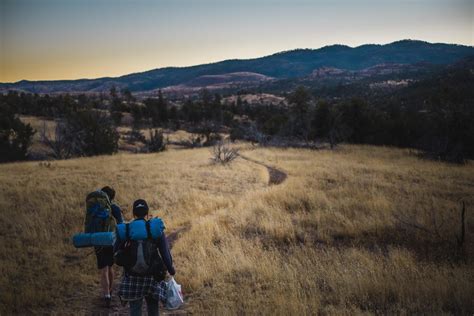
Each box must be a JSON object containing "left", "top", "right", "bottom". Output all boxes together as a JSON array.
[
  {"left": 2, "top": 0, "right": 472, "bottom": 82},
  {"left": 1, "top": 38, "right": 473, "bottom": 83}
]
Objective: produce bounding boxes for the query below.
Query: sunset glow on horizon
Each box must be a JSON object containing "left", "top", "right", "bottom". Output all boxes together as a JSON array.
[{"left": 1, "top": 0, "right": 473, "bottom": 83}]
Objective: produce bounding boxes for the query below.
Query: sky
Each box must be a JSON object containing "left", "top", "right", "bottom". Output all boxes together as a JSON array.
[{"left": 1, "top": 0, "right": 473, "bottom": 82}]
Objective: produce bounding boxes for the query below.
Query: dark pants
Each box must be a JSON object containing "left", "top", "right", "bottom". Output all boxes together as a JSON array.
[{"left": 129, "top": 295, "right": 159, "bottom": 316}]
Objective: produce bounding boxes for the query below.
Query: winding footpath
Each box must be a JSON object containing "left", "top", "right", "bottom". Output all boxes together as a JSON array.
[
  {"left": 80, "top": 153, "right": 287, "bottom": 315},
  {"left": 238, "top": 153, "right": 288, "bottom": 185}
]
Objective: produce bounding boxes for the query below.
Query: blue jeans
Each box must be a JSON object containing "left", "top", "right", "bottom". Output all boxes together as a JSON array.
[{"left": 129, "top": 295, "right": 159, "bottom": 316}]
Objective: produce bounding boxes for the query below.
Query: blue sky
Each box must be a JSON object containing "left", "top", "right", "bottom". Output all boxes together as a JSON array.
[{"left": 1, "top": 0, "right": 472, "bottom": 82}]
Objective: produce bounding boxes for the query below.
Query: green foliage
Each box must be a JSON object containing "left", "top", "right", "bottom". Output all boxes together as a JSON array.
[
  {"left": 230, "top": 125, "right": 246, "bottom": 142},
  {"left": 62, "top": 110, "right": 119, "bottom": 157},
  {"left": 130, "top": 104, "right": 144, "bottom": 128},
  {"left": 121, "top": 88, "right": 134, "bottom": 102},
  {"left": 286, "top": 86, "right": 312, "bottom": 139},
  {"left": 127, "top": 127, "right": 146, "bottom": 144},
  {"left": 192, "top": 121, "right": 221, "bottom": 146},
  {"left": 311, "top": 101, "right": 332, "bottom": 138},
  {"left": 181, "top": 98, "right": 201, "bottom": 123},
  {"left": 146, "top": 129, "right": 166, "bottom": 152},
  {"left": 145, "top": 90, "right": 168, "bottom": 127},
  {"left": 263, "top": 114, "right": 287, "bottom": 136},
  {"left": 2, "top": 57, "right": 473, "bottom": 163},
  {"left": 222, "top": 110, "right": 234, "bottom": 126},
  {"left": 108, "top": 87, "right": 128, "bottom": 125},
  {"left": 110, "top": 110, "right": 123, "bottom": 126},
  {"left": 288, "top": 86, "right": 311, "bottom": 115},
  {"left": 0, "top": 102, "right": 35, "bottom": 162}
]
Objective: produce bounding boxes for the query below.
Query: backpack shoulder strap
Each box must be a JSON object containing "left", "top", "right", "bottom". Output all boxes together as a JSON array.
[
  {"left": 125, "top": 223, "right": 130, "bottom": 241},
  {"left": 145, "top": 221, "right": 152, "bottom": 240}
]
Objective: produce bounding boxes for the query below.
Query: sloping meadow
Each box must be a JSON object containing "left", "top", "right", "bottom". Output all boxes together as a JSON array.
[
  {"left": 0, "top": 148, "right": 266, "bottom": 314},
  {"left": 174, "top": 146, "right": 474, "bottom": 314},
  {"left": 1, "top": 145, "right": 473, "bottom": 314}
]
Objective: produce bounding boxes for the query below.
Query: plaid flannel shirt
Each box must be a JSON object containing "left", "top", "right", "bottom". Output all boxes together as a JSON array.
[{"left": 119, "top": 273, "right": 167, "bottom": 302}]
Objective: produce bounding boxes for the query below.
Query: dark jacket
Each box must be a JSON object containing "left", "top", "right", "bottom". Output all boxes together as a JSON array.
[
  {"left": 156, "top": 231, "right": 175, "bottom": 275},
  {"left": 111, "top": 203, "right": 124, "bottom": 224}
]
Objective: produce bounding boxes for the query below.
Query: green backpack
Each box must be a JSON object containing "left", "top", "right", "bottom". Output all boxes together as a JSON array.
[{"left": 84, "top": 190, "right": 116, "bottom": 233}]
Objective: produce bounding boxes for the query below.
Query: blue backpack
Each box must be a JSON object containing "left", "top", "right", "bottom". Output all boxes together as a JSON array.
[
  {"left": 115, "top": 219, "right": 166, "bottom": 280},
  {"left": 84, "top": 190, "right": 115, "bottom": 233}
]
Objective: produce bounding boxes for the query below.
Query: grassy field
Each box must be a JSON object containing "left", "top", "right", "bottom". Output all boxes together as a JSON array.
[{"left": 0, "top": 145, "right": 473, "bottom": 314}]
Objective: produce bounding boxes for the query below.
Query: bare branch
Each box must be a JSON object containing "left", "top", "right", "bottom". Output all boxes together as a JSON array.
[{"left": 211, "top": 141, "right": 239, "bottom": 164}]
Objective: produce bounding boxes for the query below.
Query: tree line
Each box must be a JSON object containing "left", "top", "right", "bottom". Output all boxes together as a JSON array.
[{"left": 1, "top": 63, "right": 472, "bottom": 163}]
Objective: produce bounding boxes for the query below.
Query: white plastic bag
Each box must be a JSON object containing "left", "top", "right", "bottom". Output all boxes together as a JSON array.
[{"left": 165, "top": 277, "right": 184, "bottom": 310}]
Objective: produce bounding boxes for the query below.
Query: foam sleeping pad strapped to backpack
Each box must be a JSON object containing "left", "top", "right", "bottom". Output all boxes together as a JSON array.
[
  {"left": 116, "top": 218, "right": 165, "bottom": 241},
  {"left": 84, "top": 190, "right": 115, "bottom": 233},
  {"left": 114, "top": 218, "right": 167, "bottom": 280},
  {"left": 72, "top": 232, "right": 116, "bottom": 248}
]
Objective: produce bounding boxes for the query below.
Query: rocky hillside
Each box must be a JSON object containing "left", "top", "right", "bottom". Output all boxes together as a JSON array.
[{"left": 1, "top": 40, "right": 472, "bottom": 94}]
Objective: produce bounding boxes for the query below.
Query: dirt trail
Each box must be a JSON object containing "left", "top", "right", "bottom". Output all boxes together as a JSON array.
[
  {"left": 238, "top": 154, "right": 288, "bottom": 185},
  {"left": 76, "top": 154, "right": 286, "bottom": 315},
  {"left": 167, "top": 226, "right": 191, "bottom": 246},
  {"left": 166, "top": 153, "right": 287, "bottom": 246},
  {"left": 164, "top": 153, "right": 287, "bottom": 253},
  {"left": 77, "top": 279, "right": 191, "bottom": 315},
  {"left": 266, "top": 166, "right": 287, "bottom": 185},
  {"left": 72, "top": 271, "right": 187, "bottom": 316},
  {"left": 71, "top": 225, "right": 190, "bottom": 315}
]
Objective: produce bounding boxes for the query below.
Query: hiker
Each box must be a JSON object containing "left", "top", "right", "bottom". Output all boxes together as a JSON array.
[
  {"left": 116, "top": 199, "right": 176, "bottom": 316},
  {"left": 102, "top": 186, "right": 124, "bottom": 225},
  {"left": 91, "top": 186, "right": 123, "bottom": 306}
]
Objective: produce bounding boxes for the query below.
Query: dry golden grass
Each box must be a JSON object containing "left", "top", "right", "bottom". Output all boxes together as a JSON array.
[{"left": 0, "top": 145, "right": 473, "bottom": 314}]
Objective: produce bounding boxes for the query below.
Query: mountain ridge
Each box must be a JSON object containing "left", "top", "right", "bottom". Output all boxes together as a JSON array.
[{"left": 1, "top": 39, "right": 473, "bottom": 93}]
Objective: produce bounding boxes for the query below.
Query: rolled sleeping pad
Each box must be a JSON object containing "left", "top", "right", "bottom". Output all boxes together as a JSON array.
[
  {"left": 72, "top": 232, "right": 116, "bottom": 248},
  {"left": 91, "top": 232, "right": 116, "bottom": 246},
  {"left": 149, "top": 218, "right": 165, "bottom": 238},
  {"left": 116, "top": 218, "right": 165, "bottom": 241},
  {"left": 73, "top": 233, "right": 92, "bottom": 248}
]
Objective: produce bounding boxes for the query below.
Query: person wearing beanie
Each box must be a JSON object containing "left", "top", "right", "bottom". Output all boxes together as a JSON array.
[{"left": 117, "top": 199, "right": 176, "bottom": 316}]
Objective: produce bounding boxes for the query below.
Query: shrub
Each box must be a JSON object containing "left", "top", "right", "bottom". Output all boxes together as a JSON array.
[
  {"left": 67, "top": 110, "right": 119, "bottom": 156},
  {"left": 125, "top": 127, "right": 146, "bottom": 144},
  {"left": 0, "top": 102, "right": 35, "bottom": 162},
  {"left": 43, "top": 110, "right": 119, "bottom": 159},
  {"left": 230, "top": 122, "right": 268, "bottom": 145},
  {"left": 146, "top": 129, "right": 166, "bottom": 152},
  {"left": 192, "top": 121, "right": 221, "bottom": 146},
  {"left": 41, "top": 121, "right": 74, "bottom": 159},
  {"left": 211, "top": 141, "right": 239, "bottom": 164}
]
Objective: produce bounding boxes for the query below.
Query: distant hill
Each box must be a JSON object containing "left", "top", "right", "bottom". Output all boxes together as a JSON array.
[
  {"left": 1, "top": 40, "right": 473, "bottom": 94},
  {"left": 158, "top": 72, "right": 273, "bottom": 95}
]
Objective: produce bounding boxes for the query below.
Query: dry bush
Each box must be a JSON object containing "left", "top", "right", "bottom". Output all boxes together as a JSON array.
[
  {"left": 211, "top": 141, "right": 239, "bottom": 164},
  {"left": 145, "top": 129, "right": 166, "bottom": 152},
  {"left": 123, "top": 127, "right": 146, "bottom": 144},
  {"left": 1, "top": 145, "right": 473, "bottom": 315},
  {"left": 40, "top": 120, "right": 75, "bottom": 159},
  {"left": 169, "top": 134, "right": 202, "bottom": 148}
]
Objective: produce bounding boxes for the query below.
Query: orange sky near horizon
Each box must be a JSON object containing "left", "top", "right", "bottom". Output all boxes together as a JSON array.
[{"left": 1, "top": 0, "right": 473, "bottom": 83}]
